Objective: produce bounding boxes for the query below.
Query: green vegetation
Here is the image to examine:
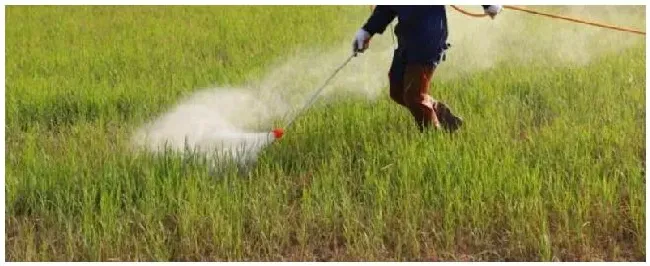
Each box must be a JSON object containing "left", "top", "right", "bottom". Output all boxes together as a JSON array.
[{"left": 5, "top": 5, "right": 645, "bottom": 261}]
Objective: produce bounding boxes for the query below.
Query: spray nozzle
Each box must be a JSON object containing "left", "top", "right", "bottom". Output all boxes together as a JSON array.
[{"left": 271, "top": 128, "right": 284, "bottom": 139}]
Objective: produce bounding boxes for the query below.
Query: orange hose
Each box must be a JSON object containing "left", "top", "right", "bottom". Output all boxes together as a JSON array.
[
  {"left": 450, "top": 5, "right": 488, "bottom": 18},
  {"left": 449, "top": 5, "right": 645, "bottom": 36}
]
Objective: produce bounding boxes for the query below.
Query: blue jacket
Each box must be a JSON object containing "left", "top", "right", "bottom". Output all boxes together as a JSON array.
[{"left": 362, "top": 5, "right": 491, "bottom": 64}]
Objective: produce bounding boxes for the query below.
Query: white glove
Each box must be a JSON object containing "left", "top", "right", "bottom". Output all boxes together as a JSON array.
[
  {"left": 352, "top": 28, "right": 371, "bottom": 55},
  {"left": 484, "top": 5, "right": 502, "bottom": 19}
]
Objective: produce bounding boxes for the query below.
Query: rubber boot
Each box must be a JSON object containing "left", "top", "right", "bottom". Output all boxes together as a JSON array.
[{"left": 433, "top": 101, "right": 463, "bottom": 133}]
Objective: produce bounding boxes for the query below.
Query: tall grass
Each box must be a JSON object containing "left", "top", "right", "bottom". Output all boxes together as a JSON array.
[{"left": 5, "top": 5, "right": 645, "bottom": 261}]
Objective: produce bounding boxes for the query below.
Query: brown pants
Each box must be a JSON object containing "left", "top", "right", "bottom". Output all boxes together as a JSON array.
[{"left": 389, "top": 64, "right": 440, "bottom": 131}]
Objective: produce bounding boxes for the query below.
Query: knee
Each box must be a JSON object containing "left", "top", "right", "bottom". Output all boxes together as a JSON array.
[
  {"left": 403, "top": 92, "right": 423, "bottom": 106},
  {"left": 403, "top": 92, "right": 433, "bottom": 109}
]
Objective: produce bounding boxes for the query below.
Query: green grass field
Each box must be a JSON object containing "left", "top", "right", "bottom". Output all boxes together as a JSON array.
[{"left": 5, "top": 5, "right": 646, "bottom": 261}]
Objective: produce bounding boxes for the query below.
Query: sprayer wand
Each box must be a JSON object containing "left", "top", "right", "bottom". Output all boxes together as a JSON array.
[{"left": 270, "top": 53, "right": 356, "bottom": 139}]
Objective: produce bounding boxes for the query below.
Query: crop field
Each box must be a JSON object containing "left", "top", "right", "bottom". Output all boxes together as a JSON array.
[{"left": 5, "top": 5, "right": 647, "bottom": 261}]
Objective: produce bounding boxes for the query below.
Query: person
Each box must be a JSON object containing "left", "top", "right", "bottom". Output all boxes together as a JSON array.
[{"left": 352, "top": 5, "right": 502, "bottom": 132}]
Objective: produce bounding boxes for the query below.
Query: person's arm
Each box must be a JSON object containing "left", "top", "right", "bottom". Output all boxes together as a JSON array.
[
  {"left": 352, "top": 6, "right": 397, "bottom": 54},
  {"left": 362, "top": 5, "right": 397, "bottom": 36}
]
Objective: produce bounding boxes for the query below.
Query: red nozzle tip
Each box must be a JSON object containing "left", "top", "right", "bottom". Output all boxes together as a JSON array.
[{"left": 271, "top": 128, "right": 284, "bottom": 139}]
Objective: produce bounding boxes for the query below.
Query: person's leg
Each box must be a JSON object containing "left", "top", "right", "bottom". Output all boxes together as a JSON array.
[
  {"left": 388, "top": 49, "right": 408, "bottom": 107},
  {"left": 400, "top": 56, "right": 463, "bottom": 133},
  {"left": 389, "top": 49, "right": 463, "bottom": 132},
  {"left": 402, "top": 63, "right": 441, "bottom": 131}
]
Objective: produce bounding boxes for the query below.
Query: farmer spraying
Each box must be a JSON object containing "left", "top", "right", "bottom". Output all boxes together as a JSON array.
[{"left": 353, "top": 5, "right": 503, "bottom": 132}]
